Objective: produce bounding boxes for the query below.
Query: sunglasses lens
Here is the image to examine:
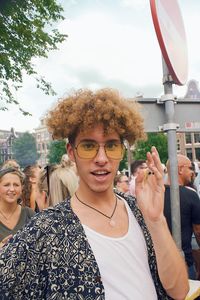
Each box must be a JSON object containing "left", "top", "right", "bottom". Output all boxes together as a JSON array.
[
  {"left": 76, "top": 141, "right": 125, "bottom": 159},
  {"left": 76, "top": 141, "right": 98, "bottom": 158},
  {"left": 105, "top": 141, "right": 125, "bottom": 159}
]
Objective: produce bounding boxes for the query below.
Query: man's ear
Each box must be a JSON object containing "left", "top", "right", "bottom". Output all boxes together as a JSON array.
[
  {"left": 178, "top": 166, "right": 182, "bottom": 175},
  {"left": 66, "top": 143, "right": 75, "bottom": 162}
]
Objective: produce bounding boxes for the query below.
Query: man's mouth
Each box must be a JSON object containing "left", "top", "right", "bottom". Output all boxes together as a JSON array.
[{"left": 91, "top": 170, "right": 110, "bottom": 176}]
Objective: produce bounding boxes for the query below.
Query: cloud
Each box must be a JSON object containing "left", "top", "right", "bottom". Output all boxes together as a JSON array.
[
  {"left": 0, "top": 0, "right": 198, "bottom": 132},
  {"left": 119, "top": 0, "right": 147, "bottom": 10}
]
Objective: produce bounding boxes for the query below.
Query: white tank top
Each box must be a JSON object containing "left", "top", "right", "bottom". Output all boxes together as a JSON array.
[{"left": 83, "top": 199, "right": 158, "bottom": 300}]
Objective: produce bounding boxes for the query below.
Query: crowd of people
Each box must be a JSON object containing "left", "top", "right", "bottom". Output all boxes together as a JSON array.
[
  {"left": 114, "top": 154, "right": 200, "bottom": 282},
  {"left": 0, "top": 87, "right": 194, "bottom": 299},
  {"left": 0, "top": 155, "right": 79, "bottom": 249}
]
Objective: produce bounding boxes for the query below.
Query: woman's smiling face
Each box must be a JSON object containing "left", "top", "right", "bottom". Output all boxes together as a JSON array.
[{"left": 0, "top": 173, "right": 22, "bottom": 205}]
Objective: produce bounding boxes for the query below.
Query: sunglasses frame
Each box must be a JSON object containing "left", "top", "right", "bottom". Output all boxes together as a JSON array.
[{"left": 74, "top": 140, "right": 125, "bottom": 160}]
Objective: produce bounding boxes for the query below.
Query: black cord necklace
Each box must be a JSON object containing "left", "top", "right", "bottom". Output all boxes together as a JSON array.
[{"left": 75, "top": 192, "right": 118, "bottom": 227}]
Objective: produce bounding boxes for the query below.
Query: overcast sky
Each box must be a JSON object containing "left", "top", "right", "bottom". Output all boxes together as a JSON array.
[{"left": 1, "top": 0, "right": 200, "bottom": 132}]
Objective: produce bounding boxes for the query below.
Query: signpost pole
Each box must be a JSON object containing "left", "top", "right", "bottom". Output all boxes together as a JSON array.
[
  {"left": 125, "top": 141, "right": 132, "bottom": 178},
  {"left": 150, "top": 0, "right": 188, "bottom": 250},
  {"left": 162, "top": 58, "right": 182, "bottom": 250}
]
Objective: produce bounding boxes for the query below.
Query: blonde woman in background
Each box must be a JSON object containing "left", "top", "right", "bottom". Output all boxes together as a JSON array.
[
  {"left": 35, "top": 168, "right": 50, "bottom": 211},
  {"left": 49, "top": 155, "right": 79, "bottom": 206},
  {"left": 1, "top": 159, "right": 20, "bottom": 170},
  {"left": 0, "top": 167, "right": 34, "bottom": 248},
  {"left": 60, "top": 154, "right": 77, "bottom": 172}
]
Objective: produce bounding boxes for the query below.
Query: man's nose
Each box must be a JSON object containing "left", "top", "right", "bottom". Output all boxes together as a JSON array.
[{"left": 94, "top": 145, "right": 108, "bottom": 163}]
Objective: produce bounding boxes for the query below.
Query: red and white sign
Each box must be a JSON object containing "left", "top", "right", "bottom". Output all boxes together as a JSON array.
[
  {"left": 150, "top": 0, "right": 188, "bottom": 85},
  {"left": 185, "top": 122, "right": 200, "bottom": 130}
]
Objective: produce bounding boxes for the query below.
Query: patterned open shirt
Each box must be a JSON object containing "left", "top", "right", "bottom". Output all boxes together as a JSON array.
[{"left": 0, "top": 192, "right": 173, "bottom": 300}]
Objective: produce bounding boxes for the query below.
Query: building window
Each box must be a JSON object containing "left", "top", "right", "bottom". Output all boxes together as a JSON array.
[
  {"left": 194, "top": 133, "right": 200, "bottom": 144},
  {"left": 186, "top": 148, "right": 192, "bottom": 160},
  {"left": 45, "top": 131, "right": 49, "bottom": 139},
  {"left": 185, "top": 133, "right": 192, "bottom": 144},
  {"left": 195, "top": 148, "right": 200, "bottom": 161}
]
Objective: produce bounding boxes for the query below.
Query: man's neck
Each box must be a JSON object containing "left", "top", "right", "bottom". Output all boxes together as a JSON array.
[{"left": 76, "top": 186, "right": 115, "bottom": 207}]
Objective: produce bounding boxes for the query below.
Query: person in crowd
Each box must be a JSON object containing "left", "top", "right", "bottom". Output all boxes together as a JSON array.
[
  {"left": 129, "top": 159, "right": 147, "bottom": 197},
  {"left": 161, "top": 163, "right": 168, "bottom": 184},
  {"left": 49, "top": 158, "right": 79, "bottom": 206},
  {"left": 21, "top": 164, "right": 42, "bottom": 212},
  {"left": 114, "top": 173, "right": 129, "bottom": 194},
  {"left": 185, "top": 162, "right": 198, "bottom": 193},
  {"left": 60, "top": 153, "right": 78, "bottom": 174},
  {"left": 35, "top": 168, "right": 50, "bottom": 211},
  {"left": 164, "top": 154, "right": 200, "bottom": 280},
  {"left": 1, "top": 159, "right": 20, "bottom": 170},
  {"left": 0, "top": 88, "right": 188, "bottom": 299},
  {"left": 0, "top": 167, "right": 34, "bottom": 248}
]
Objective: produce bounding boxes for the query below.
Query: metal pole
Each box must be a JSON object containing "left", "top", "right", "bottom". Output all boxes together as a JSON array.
[
  {"left": 125, "top": 141, "right": 132, "bottom": 178},
  {"left": 162, "top": 57, "right": 182, "bottom": 250}
]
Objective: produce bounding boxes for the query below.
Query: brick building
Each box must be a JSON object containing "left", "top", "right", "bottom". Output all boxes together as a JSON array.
[
  {"left": 0, "top": 128, "right": 23, "bottom": 163},
  {"left": 178, "top": 79, "right": 200, "bottom": 162},
  {"left": 34, "top": 116, "right": 52, "bottom": 166}
]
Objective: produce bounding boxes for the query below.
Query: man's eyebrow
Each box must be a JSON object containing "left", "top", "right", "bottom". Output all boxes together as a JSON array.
[
  {"left": 78, "top": 139, "right": 96, "bottom": 142},
  {"left": 78, "top": 139, "right": 121, "bottom": 143},
  {"left": 105, "top": 139, "right": 122, "bottom": 143}
]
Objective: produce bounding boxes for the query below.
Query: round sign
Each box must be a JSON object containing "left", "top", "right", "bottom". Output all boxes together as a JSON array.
[{"left": 150, "top": 0, "right": 188, "bottom": 85}]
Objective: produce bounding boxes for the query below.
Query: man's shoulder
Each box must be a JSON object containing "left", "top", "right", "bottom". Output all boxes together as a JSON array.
[
  {"left": 31, "top": 199, "right": 72, "bottom": 224},
  {"left": 180, "top": 186, "right": 199, "bottom": 198},
  {"left": 115, "top": 191, "right": 145, "bottom": 220},
  {"left": 18, "top": 200, "right": 73, "bottom": 235},
  {"left": 115, "top": 191, "right": 136, "bottom": 205},
  {"left": 7, "top": 200, "right": 76, "bottom": 249},
  {"left": 165, "top": 185, "right": 199, "bottom": 198}
]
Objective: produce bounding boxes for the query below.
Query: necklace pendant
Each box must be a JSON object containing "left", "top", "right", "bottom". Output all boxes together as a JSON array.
[{"left": 109, "top": 219, "right": 116, "bottom": 227}]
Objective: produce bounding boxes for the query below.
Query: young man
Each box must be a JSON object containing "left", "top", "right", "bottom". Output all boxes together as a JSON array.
[
  {"left": 0, "top": 88, "right": 188, "bottom": 299},
  {"left": 164, "top": 154, "right": 200, "bottom": 280}
]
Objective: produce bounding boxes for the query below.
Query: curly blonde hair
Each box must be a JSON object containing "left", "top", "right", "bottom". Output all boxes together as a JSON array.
[{"left": 46, "top": 88, "right": 145, "bottom": 145}]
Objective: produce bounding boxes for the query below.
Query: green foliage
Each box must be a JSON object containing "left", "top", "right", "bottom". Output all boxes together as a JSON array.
[
  {"left": 119, "top": 150, "right": 128, "bottom": 172},
  {"left": 12, "top": 132, "right": 38, "bottom": 168},
  {"left": 47, "top": 140, "right": 66, "bottom": 164},
  {"left": 134, "top": 133, "right": 168, "bottom": 163},
  {"left": 0, "top": 0, "right": 67, "bottom": 114}
]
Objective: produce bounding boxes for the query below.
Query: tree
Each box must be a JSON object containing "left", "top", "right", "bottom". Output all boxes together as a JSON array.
[
  {"left": 47, "top": 140, "right": 66, "bottom": 164},
  {"left": 0, "top": 0, "right": 67, "bottom": 114},
  {"left": 119, "top": 150, "right": 128, "bottom": 172},
  {"left": 12, "top": 132, "right": 38, "bottom": 168},
  {"left": 133, "top": 133, "right": 168, "bottom": 163}
]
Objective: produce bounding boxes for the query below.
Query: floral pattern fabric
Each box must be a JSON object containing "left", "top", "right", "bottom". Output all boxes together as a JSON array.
[{"left": 0, "top": 192, "right": 172, "bottom": 300}]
